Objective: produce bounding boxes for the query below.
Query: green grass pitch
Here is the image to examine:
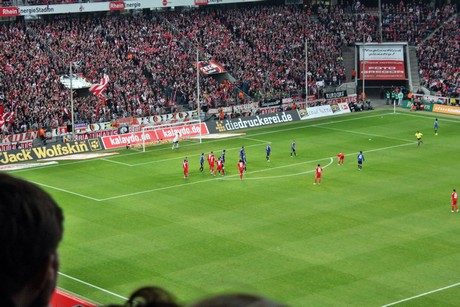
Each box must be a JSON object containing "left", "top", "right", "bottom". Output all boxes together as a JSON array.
[{"left": 10, "top": 109, "right": 460, "bottom": 306}]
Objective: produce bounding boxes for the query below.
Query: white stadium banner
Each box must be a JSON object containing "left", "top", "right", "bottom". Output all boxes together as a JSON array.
[
  {"left": 298, "top": 103, "right": 350, "bottom": 120},
  {"left": 0, "top": 0, "right": 263, "bottom": 17}
]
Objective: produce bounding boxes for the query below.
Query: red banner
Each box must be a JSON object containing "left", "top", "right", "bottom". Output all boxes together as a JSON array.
[
  {"left": 361, "top": 60, "right": 406, "bottom": 80},
  {"left": 109, "top": 1, "right": 125, "bottom": 10},
  {"left": 51, "top": 289, "right": 96, "bottom": 307},
  {"left": 0, "top": 7, "right": 19, "bottom": 17},
  {"left": 0, "top": 141, "right": 34, "bottom": 152},
  {"left": 198, "top": 60, "right": 227, "bottom": 75},
  {"left": 101, "top": 123, "right": 209, "bottom": 149}
]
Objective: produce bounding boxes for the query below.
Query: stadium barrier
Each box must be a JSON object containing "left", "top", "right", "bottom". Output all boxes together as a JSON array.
[
  {"left": 206, "top": 104, "right": 354, "bottom": 133},
  {"left": 298, "top": 103, "right": 351, "bottom": 120},
  {"left": 402, "top": 92, "right": 460, "bottom": 114},
  {"left": 0, "top": 139, "right": 103, "bottom": 165},
  {"left": 206, "top": 110, "right": 300, "bottom": 133},
  {"left": 401, "top": 100, "right": 434, "bottom": 112},
  {"left": 100, "top": 122, "right": 209, "bottom": 150},
  {"left": 0, "top": 110, "right": 198, "bottom": 151},
  {"left": 50, "top": 289, "right": 96, "bottom": 307},
  {"left": 432, "top": 104, "right": 460, "bottom": 116}
]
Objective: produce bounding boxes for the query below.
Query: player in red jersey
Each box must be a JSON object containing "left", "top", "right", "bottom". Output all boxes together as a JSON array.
[
  {"left": 215, "top": 157, "right": 224, "bottom": 176},
  {"left": 337, "top": 153, "right": 345, "bottom": 165},
  {"left": 452, "top": 189, "right": 458, "bottom": 212},
  {"left": 207, "top": 151, "right": 215, "bottom": 174},
  {"left": 314, "top": 164, "right": 323, "bottom": 185},
  {"left": 237, "top": 159, "right": 245, "bottom": 180},
  {"left": 183, "top": 157, "right": 189, "bottom": 179}
]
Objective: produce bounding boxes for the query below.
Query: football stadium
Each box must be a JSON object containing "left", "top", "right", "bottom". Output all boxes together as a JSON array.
[{"left": 0, "top": 0, "right": 459, "bottom": 306}]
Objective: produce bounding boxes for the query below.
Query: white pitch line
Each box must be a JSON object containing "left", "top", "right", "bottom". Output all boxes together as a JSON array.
[
  {"left": 9, "top": 112, "right": 391, "bottom": 174},
  {"left": 130, "top": 142, "right": 267, "bottom": 167},
  {"left": 314, "top": 125, "right": 415, "bottom": 143},
  {"left": 397, "top": 111, "right": 460, "bottom": 123},
  {"left": 382, "top": 282, "right": 460, "bottom": 306},
  {"left": 240, "top": 136, "right": 272, "bottom": 144},
  {"left": 29, "top": 141, "right": 416, "bottom": 202},
  {"left": 58, "top": 272, "right": 128, "bottom": 301},
  {"left": 31, "top": 181, "right": 100, "bottom": 201},
  {"left": 100, "top": 140, "right": 414, "bottom": 200},
  {"left": 226, "top": 157, "right": 334, "bottom": 180},
  {"left": 362, "top": 141, "right": 416, "bottom": 153},
  {"left": 100, "top": 158, "right": 133, "bottom": 166},
  {"left": 99, "top": 156, "right": 334, "bottom": 201}
]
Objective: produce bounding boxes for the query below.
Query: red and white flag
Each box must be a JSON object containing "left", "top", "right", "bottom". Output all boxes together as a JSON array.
[
  {"left": 89, "top": 74, "right": 109, "bottom": 97},
  {"left": 0, "top": 110, "right": 15, "bottom": 130}
]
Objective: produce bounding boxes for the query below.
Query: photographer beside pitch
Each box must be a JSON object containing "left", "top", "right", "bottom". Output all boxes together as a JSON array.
[{"left": 0, "top": 173, "right": 64, "bottom": 307}]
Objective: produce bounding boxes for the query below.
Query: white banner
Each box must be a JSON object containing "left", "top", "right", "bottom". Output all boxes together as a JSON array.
[
  {"left": 299, "top": 105, "right": 333, "bottom": 120},
  {"left": 2, "top": 0, "right": 264, "bottom": 17},
  {"left": 298, "top": 103, "right": 350, "bottom": 120}
]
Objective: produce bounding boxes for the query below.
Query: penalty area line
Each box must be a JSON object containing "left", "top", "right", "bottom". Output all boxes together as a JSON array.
[
  {"left": 58, "top": 272, "right": 128, "bottom": 301},
  {"left": 100, "top": 158, "right": 134, "bottom": 167},
  {"left": 239, "top": 136, "right": 272, "bottom": 144},
  {"left": 99, "top": 141, "right": 415, "bottom": 201},
  {"left": 382, "top": 282, "right": 460, "bottom": 306},
  {"left": 227, "top": 157, "right": 334, "bottom": 181},
  {"left": 99, "top": 156, "right": 332, "bottom": 201},
  {"left": 31, "top": 181, "right": 101, "bottom": 202}
]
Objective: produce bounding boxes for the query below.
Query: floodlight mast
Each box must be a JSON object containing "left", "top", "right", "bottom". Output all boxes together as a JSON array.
[{"left": 378, "top": 0, "right": 383, "bottom": 43}]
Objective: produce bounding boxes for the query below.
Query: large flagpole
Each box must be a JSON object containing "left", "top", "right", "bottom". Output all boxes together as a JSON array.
[
  {"left": 305, "top": 39, "right": 309, "bottom": 99},
  {"left": 196, "top": 48, "right": 202, "bottom": 143},
  {"left": 362, "top": 35, "right": 366, "bottom": 103},
  {"left": 70, "top": 61, "right": 75, "bottom": 141}
]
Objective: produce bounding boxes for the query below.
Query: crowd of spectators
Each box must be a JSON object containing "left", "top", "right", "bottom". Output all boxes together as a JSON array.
[
  {"left": 381, "top": 1, "right": 456, "bottom": 44},
  {"left": 0, "top": 2, "right": 458, "bottom": 137},
  {"left": 416, "top": 14, "right": 459, "bottom": 96}
]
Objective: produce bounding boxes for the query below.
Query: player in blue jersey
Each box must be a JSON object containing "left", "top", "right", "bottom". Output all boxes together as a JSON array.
[
  {"left": 290, "top": 140, "right": 296, "bottom": 157},
  {"left": 357, "top": 151, "right": 365, "bottom": 170},
  {"left": 242, "top": 153, "right": 247, "bottom": 172},
  {"left": 266, "top": 143, "right": 271, "bottom": 162},
  {"left": 434, "top": 118, "right": 439, "bottom": 135},
  {"left": 199, "top": 153, "right": 205, "bottom": 172},
  {"left": 240, "top": 146, "right": 245, "bottom": 160},
  {"left": 222, "top": 149, "right": 226, "bottom": 163}
]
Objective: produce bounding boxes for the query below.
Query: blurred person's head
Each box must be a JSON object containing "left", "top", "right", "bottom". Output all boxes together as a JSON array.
[
  {"left": 189, "top": 293, "right": 286, "bottom": 307},
  {"left": 0, "top": 173, "right": 64, "bottom": 307},
  {"left": 105, "top": 286, "right": 180, "bottom": 307}
]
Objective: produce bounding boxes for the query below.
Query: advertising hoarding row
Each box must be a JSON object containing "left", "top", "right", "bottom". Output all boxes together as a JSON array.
[
  {"left": 0, "top": 0, "right": 263, "bottom": 17},
  {"left": 0, "top": 103, "right": 353, "bottom": 164}
]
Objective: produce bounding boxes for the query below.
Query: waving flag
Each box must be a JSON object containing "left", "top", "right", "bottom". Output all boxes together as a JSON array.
[
  {"left": 89, "top": 74, "right": 109, "bottom": 97},
  {"left": 0, "top": 109, "right": 15, "bottom": 130}
]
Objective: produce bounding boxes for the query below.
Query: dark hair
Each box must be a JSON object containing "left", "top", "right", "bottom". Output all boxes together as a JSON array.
[
  {"left": 0, "top": 173, "right": 64, "bottom": 296},
  {"left": 106, "top": 286, "right": 180, "bottom": 307},
  {"left": 189, "top": 293, "right": 286, "bottom": 307}
]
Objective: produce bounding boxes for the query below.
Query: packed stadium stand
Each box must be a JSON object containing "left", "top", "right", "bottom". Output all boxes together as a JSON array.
[{"left": 0, "top": 0, "right": 458, "bottom": 136}]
